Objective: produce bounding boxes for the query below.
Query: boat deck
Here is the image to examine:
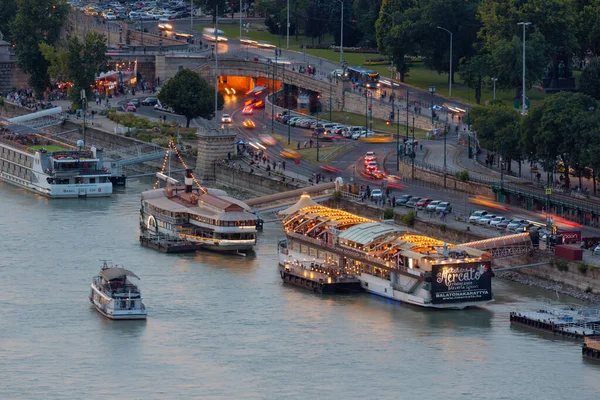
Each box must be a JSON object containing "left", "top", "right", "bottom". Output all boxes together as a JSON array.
[{"left": 139, "top": 234, "right": 198, "bottom": 253}]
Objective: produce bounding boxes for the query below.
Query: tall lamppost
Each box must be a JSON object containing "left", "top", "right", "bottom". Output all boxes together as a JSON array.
[
  {"left": 443, "top": 112, "right": 448, "bottom": 188},
  {"left": 411, "top": 113, "right": 415, "bottom": 180},
  {"left": 436, "top": 26, "right": 453, "bottom": 97},
  {"left": 316, "top": 95, "right": 320, "bottom": 161},
  {"left": 286, "top": 0, "right": 290, "bottom": 49},
  {"left": 429, "top": 84, "right": 436, "bottom": 128},
  {"left": 491, "top": 77, "right": 498, "bottom": 100},
  {"left": 337, "top": 0, "right": 344, "bottom": 65},
  {"left": 191, "top": 0, "right": 194, "bottom": 30},
  {"left": 517, "top": 21, "right": 531, "bottom": 115},
  {"left": 271, "top": 48, "right": 277, "bottom": 134},
  {"left": 214, "top": 6, "right": 219, "bottom": 128},
  {"left": 396, "top": 103, "right": 400, "bottom": 172}
]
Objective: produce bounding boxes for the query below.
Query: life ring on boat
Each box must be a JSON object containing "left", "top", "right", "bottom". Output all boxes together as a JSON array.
[{"left": 147, "top": 215, "right": 158, "bottom": 233}]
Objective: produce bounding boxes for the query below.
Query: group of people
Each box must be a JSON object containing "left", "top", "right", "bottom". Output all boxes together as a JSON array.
[{"left": 3, "top": 89, "right": 55, "bottom": 111}]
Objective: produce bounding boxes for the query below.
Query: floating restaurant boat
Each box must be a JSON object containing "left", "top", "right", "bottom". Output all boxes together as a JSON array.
[
  {"left": 89, "top": 262, "right": 147, "bottom": 320},
  {"left": 140, "top": 169, "right": 258, "bottom": 254},
  {"left": 0, "top": 108, "right": 112, "bottom": 197},
  {"left": 278, "top": 194, "right": 495, "bottom": 309}
]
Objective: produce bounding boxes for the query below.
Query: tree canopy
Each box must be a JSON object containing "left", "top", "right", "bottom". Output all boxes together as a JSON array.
[
  {"left": 580, "top": 57, "right": 600, "bottom": 100},
  {"left": 10, "top": 0, "right": 70, "bottom": 94},
  {"left": 157, "top": 69, "right": 224, "bottom": 128}
]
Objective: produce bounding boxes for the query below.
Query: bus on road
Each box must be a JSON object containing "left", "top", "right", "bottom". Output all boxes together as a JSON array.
[{"left": 346, "top": 66, "right": 380, "bottom": 89}]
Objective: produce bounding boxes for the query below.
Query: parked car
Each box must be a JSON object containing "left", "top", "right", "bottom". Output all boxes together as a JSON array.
[
  {"left": 124, "top": 103, "right": 137, "bottom": 112},
  {"left": 415, "top": 198, "right": 432, "bottom": 209},
  {"left": 371, "top": 189, "right": 383, "bottom": 199},
  {"left": 352, "top": 130, "right": 376, "bottom": 140},
  {"left": 489, "top": 216, "right": 509, "bottom": 228},
  {"left": 221, "top": 113, "right": 232, "bottom": 123},
  {"left": 478, "top": 214, "right": 497, "bottom": 225},
  {"left": 141, "top": 97, "right": 158, "bottom": 106},
  {"left": 395, "top": 195, "right": 413, "bottom": 206},
  {"left": 496, "top": 219, "right": 511, "bottom": 229},
  {"left": 507, "top": 219, "right": 527, "bottom": 231},
  {"left": 594, "top": 244, "right": 600, "bottom": 255},
  {"left": 435, "top": 202, "right": 452, "bottom": 213},
  {"left": 469, "top": 210, "right": 488, "bottom": 224},
  {"left": 426, "top": 200, "right": 442, "bottom": 212},
  {"left": 514, "top": 222, "right": 534, "bottom": 232},
  {"left": 406, "top": 197, "right": 421, "bottom": 208}
]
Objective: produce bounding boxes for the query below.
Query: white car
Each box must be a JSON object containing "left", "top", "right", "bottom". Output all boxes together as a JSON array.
[
  {"left": 478, "top": 214, "right": 497, "bottom": 225},
  {"left": 221, "top": 114, "right": 232, "bottom": 123},
  {"left": 352, "top": 130, "right": 375, "bottom": 140},
  {"left": 490, "top": 216, "right": 509, "bottom": 227},
  {"left": 371, "top": 189, "right": 383, "bottom": 199},
  {"left": 426, "top": 200, "right": 442, "bottom": 212},
  {"left": 469, "top": 210, "right": 488, "bottom": 224}
]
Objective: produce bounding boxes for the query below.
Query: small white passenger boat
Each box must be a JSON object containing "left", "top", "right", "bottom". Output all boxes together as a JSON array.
[{"left": 89, "top": 262, "right": 147, "bottom": 320}]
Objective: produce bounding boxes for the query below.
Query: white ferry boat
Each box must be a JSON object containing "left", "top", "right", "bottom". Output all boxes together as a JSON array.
[
  {"left": 140, "top": 169, "right": 258, "bottom": 253},
  {"left": 0, "top": 114, "right": 112, "bottom": 197},
  {"left": 279, "top": 195, "right": 497, "bottom": 309},
  {"left": 89, "top": 262, "right": 147, "bottom": 320}
]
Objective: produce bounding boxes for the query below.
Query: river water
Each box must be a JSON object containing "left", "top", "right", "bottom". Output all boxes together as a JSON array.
[{"left": 0, "top": 179, "right": 598, "bottom": 400}]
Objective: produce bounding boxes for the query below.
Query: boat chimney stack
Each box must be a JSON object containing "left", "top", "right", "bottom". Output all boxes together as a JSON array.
[{"left": 185, "top": 169, "right": 193, "bottom": 193}]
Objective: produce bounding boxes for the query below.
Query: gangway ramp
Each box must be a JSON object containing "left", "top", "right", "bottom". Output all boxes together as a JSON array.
[{"left": 458, "top": 233, "right": 533, "bottom": 259}]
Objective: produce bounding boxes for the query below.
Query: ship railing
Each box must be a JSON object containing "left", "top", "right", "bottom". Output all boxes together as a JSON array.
[{"left": 0, "top": 137, "right": 35, "bottom": 154}]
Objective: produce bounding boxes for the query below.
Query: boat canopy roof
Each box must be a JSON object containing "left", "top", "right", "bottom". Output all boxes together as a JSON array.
[{"left": 100, "top": 267, "right": 140, "bottom": 281}]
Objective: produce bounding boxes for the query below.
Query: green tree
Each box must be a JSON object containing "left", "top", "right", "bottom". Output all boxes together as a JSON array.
[
  {"left": 158, "top": 69, "right": 224, "bottom": 128},
  {"left": 413, "top": 0, "right": 481, "bottom": 83},
  {"left": 522, "top": 92, "right": 597, "bottom": 188},
  {"left": 202, "top": 0, "right": 228, "bottom": 24},
  {"left": 375, "top": 0, "right": 416, "bottom": 82},
  {"left": 458, "top": 54, "right": 489, "bottom": 104},
  {"left": 39, "top": 42, "right": 70, "bottom": 83},
  {"left": 471, "top": 103, "right": 522, "bottom": 173},
  {"left": 0, "top": 0, "right": 17, "bottom": 42},
  {"left": 478, "top": 0, "right": 579, "bottom": 98},
  {"left": 10, "top": 0, "right": 70, "bottom": 94},
  {"left": 66, "top": 32, "right": 109, "bottom": 105},
  {"left": 580, "top": 57, "right": 600, "bottom": 100},
  {"left": 582, "top": 113, "right": 600, "bottom": 193},
  {"left": 352, "top": 0, "right": 382, "bottom": 48}
]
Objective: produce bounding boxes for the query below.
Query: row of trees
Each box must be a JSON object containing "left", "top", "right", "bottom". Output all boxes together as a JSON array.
[
  {"left": 254, "top": 1, "right": 600, "bottom": 102},
  {"left": 471, "top": 92, "right": 600, "bottom": 192}
]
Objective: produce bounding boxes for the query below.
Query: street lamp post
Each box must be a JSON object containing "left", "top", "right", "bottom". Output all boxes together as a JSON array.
[
  {"left": 271, "top": 49, "right": 277, "bottom": 133},
  {"left": 517, "top": 22, "right": 531, "bottom": 115},
  {"left": 411, "top": 113, "right": 415, "bottom": 180},
  {"left": 316, "top": 95, "right": 320, "bottom": 161},
  {"left": 429, "top": 84, "right": 436, "bottom": 128},
  {"left": 491, "top": 77, "right": 498, "bottom": 100},
  {"left": 214, "top": 6, "right": 219, "bottom": 128},
  {"left": 436, "top": 26, "right": 452, "bottom": 97},
  {"left": 277, "top": 23, "right": 281, "bottom": 48},
  {"left": 337, "top": 0, "right": 344, "bottom": 65},
  {"left": 286, "top": 0, "right": 290, "bottom": 49},
  {"left": 191, "top": 0, "right": 194, "bottom": 30},
  {"left": 443, "top": 112, "right": 448, "bottom": 189},
  {"left": 396, "top": 103, "right": 400, "bottom": 172},
  {"left": 405, "top": 89, "right": 409, "bottom": 143},
  {"left": 239, "top": 0, "right": 243, "bottom": 39}
]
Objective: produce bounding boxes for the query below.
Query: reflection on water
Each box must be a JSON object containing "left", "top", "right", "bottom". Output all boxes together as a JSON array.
[{"left": 1, "top": 179, "right": 600, "bottom": 399}]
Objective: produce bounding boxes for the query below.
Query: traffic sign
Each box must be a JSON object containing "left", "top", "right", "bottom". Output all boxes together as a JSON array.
[{"left": 545, "top": 188, "right": 552, "bottom": 195}]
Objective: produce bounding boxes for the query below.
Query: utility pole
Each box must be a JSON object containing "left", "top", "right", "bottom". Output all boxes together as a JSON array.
[
  {"left": 191, "top": 0, "right": 193, "bottom": 30},
  {"left": 271, "top": 48, "right": 277, "bottom": 133},
  {"left": 411, "top": 114, "right": 415, "bottom": 180},
  {"left": 405, "top": 89, "right": 409, "bottom": 142},
  {"left": 338, "top": 0, "right": 344, "bottom": 65},
  {"left": 396, "top": 104, "right": 400, "bottom": 172},
  {"left": 316, "top": 95, "right": 320, "bottom": 161},
  {"left": 329, "top": 84, "right": 332, "bottom": 121},
  {"left": 240, "top": 0, "right": 242, "bottom": 40},
  {"left": 286, "top": 0, "right": 290, "bottom": 49}
]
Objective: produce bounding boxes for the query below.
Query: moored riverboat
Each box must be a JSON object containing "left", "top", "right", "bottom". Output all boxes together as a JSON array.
[
  {"left": 278, "top": 194, "right": 495, "bottom": 309},
  {"left": 89, "top": 262, "right": 147, "bottom": 320},
  {"left": 0, "top": 109, "right": 112, "bottom": 198},
  {"left": 140, "top": 169, "right": 258, "bottom": 254}
]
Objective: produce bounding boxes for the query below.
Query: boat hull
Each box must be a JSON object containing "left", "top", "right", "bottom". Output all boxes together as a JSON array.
[
  {"left": 89, "top": 296, "right": 147, "bottom": 320},
  {"left": 279, "top": 266, "right": 362, "bottom": 294},
  {"left": 359, "top": 273, "right": 493, "bottom": 310},
  {"left": 0, "top": 172, "right": 112, "bottom": 198}
]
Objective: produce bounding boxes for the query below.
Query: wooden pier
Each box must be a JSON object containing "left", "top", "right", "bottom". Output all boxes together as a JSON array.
[
  {"left": 510, "top": 310, "right": 600, "bottom": 340},
  {"left": 139, "top": 234, "right": 198, "bottom": 253}
]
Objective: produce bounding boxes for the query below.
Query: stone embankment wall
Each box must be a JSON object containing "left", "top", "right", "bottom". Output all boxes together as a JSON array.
[{"left": 398, "top": 160, "right": 496, "bottom": 198}]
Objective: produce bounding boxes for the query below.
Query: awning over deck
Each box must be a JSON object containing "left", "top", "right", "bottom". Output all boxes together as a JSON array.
[{"left": 100, "top": 268, "right": 140, "bottom": 281}]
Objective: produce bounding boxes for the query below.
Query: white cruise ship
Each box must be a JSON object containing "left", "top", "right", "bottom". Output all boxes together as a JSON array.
[
  {"left": 90, "top": 262, "right": 147, "bottom": 320},
  {"left": 0, "top": 110, "right": 112, "bottom": 198},
  {"left": 140, "top": 169, "right": 258, "bottom": 253}
]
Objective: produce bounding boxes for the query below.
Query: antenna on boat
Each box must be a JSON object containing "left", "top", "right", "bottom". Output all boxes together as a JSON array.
[{"left": 99, "top": 259, "right": 112, "bottom": 270}]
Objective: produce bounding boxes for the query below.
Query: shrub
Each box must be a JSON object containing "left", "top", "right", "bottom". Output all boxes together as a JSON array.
[
  {"left": 383, "top": 207, "right": 395, "bottom": 220},
  {"left": 401, "top": 210, "right": 416, "bottom": 226},
  {"left": 331, "top": 190, "right": 342, "bottom": 203},
  {"left": 0, "top": 97, "right": 4, "bottom": 107},
  {"left": 553, "top": 258, "right": 569, "bottom": 272},
  {"left": 577, "top": 263, "right": 589, "bottom": 274},
  {"left": 439, "top": 224, "right": 447, "bottom": 232},
  {"left": 456, "top": 170, "right": 470, "bottom": 181}
]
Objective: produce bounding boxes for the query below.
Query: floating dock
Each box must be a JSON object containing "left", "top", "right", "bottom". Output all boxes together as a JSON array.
[
  {"left": 510, "top": 308, "right": 600, "bottom": 340},
  {"left": 582, "top": 336, "right": 600, "bottom": 360},
  {"left": 139, "top": 234, "right": 198, "bottom": 253}
]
